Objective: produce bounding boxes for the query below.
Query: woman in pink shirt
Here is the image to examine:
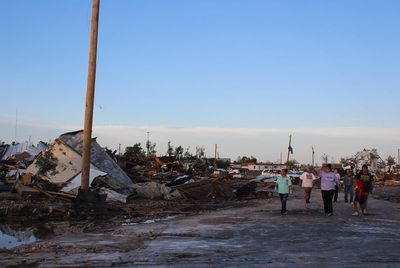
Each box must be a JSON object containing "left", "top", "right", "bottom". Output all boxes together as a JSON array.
[{"left": 319, "top": 164, "right": 338, "bottom": 216}]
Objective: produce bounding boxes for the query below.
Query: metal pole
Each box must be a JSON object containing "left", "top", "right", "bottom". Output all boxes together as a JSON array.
[
  {"left": 81, "top": 0, "right": 100, "bottom": 190},
  {"left": 14, "top": 109, "right": 18, "bottom": 143},
  {"left": 214, "top": 144, "right": 217, "bottom": 168},
  {"left": 398, "top": 149, "right": 400, "bottom": 165}
]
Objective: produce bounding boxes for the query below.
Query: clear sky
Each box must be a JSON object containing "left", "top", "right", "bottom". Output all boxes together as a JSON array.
[{"left": 1, "top": 0, "right": 399, "bottom": 163}]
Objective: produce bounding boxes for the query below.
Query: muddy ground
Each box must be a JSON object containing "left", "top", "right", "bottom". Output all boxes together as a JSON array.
[
  {"left": 1, "top": 186, "right": 400, "bottom": 267},
  {"left": 373, "top": 186, "right": 400, "bottom": 203}
]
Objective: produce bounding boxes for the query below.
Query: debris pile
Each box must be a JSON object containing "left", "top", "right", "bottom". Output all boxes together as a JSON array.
[{"left": 0, "top": 130, "right": 275, "bottom": 221}]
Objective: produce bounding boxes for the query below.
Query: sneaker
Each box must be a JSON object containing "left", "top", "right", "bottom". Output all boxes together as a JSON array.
[
  {"left": 362, "top": 209, "right": 368, "bottom": 215},
  {"left": 328, "top": 213, "right": 333, "bottom": 216},
  {"left": 352, "top": 211, "right": 359, "bottom": 216}
]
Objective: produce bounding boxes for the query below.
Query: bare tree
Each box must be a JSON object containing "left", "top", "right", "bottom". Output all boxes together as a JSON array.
[
  {"left": 321, "top": 154, "right": 329, "bottom": 164},
  {"left": 147, "top": 142, "right": 157, "bottom": 157},
  {"left": 195, "top": 146, "right": 205, "bottom": 159},
  {"left": 167, "top": 141, "right": 174, "bottom": 157},
  {"left": 386, "top": 155, "right": 396, "bottom": 172},
  {"left": 175, "top": 145, "right": 184, "bottom": 159},
  {"left": 184, "top": 146, "right": 193, "bottom": 159}
]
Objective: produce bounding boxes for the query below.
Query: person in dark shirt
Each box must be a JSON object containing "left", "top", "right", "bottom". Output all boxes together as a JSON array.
[
  {"left": 333, "top": 169, "right": 341, "bottom": 203},
  {"left": 355, "top": 164, "right": 374, "bottom": 215},
  {"left": 343, "top": 169, "right": 355, "bottom": 203}
]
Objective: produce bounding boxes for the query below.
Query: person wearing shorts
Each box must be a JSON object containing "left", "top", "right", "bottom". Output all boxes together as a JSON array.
[{"left": 299, "top": 167, "right": 317, "bottom": 205}]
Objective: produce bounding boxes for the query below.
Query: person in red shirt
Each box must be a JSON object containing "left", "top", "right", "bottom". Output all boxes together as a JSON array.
[
  {"left": 353, "top": 173, "right": 366, "bottom": 216},
  {"left": 355, "top": 164, "right": 374, "bottom": 215}
]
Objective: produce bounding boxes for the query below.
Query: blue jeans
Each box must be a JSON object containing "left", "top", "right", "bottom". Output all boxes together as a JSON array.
[
  {"left": 334, "top": 185, "right": 339, "bottom": 202},
  {"left": 344, "top": 185, "right": 354, "bottom": 202},
  {"left": 365, "top": 193, "right": 369, "bottom": 209},
  {"left": 279, "top": 193, "right": 289, "bottom": 214}
]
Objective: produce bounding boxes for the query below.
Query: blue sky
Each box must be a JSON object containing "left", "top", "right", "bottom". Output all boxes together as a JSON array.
[{"left": 1, "top": 1, "right": 399, "bottom": 162}]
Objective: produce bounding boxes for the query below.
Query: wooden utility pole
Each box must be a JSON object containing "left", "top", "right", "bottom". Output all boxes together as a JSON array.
[
  {"left": 81, "top": 0, "right": 100, "bottom": 190},
  {"left": 286, "top": 135, "right": 292, "bottom": 164}
]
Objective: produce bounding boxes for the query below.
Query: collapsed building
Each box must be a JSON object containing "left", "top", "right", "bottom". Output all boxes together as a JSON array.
[
  {"left": 353, "top": 149, "right": 385, "bottom": 171},
  {"left": 26, "top": 130, "right": 135, "bottom": 195},
  {"left": 0, "top": 129, "right": 277, "bottom": 213},
  {"left": 1, "top": 141, "right": 47, "bottom": 165}
]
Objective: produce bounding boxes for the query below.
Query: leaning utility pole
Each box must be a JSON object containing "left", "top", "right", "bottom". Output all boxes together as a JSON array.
[
  {"left": 312, "top": 147, "right": 315, "bottom": 167},
  {"left": 81, "top": 0, "right": 100, "bottom": 190},
  {"left": 286, "top": 135, "right": 292, "bottom": 164}
]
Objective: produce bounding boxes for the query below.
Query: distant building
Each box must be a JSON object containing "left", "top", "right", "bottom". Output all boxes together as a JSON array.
[
  {"left": 244, "top": 163, "right": 267, "bottom": 171},
  {"left": 240, "top": 163, "right": 287, "bottom": 171}
]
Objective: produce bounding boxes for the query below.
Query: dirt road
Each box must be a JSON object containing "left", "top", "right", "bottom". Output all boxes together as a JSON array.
[{"left": 1, "top": 187, "right": 400, "bottom": 267}]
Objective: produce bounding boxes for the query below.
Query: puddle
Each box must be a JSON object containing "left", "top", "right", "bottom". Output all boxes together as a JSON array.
[
  {"left": 123, "top": 215, "right": 177, "bottom": 226},
  {"left": 0, "top": 226, "right": 38, "bottom": 249}
]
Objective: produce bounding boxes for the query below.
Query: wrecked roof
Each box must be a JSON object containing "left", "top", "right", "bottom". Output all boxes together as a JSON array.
[
  {"left": 27, "top": 140, "right": 86, "bottom": 184},
  {"left": 58, "top": 130, "right": 134, "bottom": 192},
  {"left": 62, "top": 169, "right": 107, "bottom": 194},
  {"left": 0, "top": 141, "right": 47, "bottom": 161}
]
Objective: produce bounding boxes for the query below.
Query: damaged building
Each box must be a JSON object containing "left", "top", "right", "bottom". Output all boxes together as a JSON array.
[{"left": 27, "top": 130, "right": 135, "bottom": 195}]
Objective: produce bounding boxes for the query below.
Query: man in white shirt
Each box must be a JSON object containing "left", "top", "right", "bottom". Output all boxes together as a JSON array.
[{"left": 300, "top": 167, "right": 318, "bottom": 205}]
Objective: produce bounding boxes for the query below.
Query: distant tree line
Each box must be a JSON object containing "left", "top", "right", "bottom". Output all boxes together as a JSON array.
[{"left": 123, "top": 141, "right": 206, "bottom": 161}]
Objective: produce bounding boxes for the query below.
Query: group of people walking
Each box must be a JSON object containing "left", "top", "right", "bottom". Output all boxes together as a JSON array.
[{"left": 275, "top": 164, "right": 375, "bottom": 216}]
